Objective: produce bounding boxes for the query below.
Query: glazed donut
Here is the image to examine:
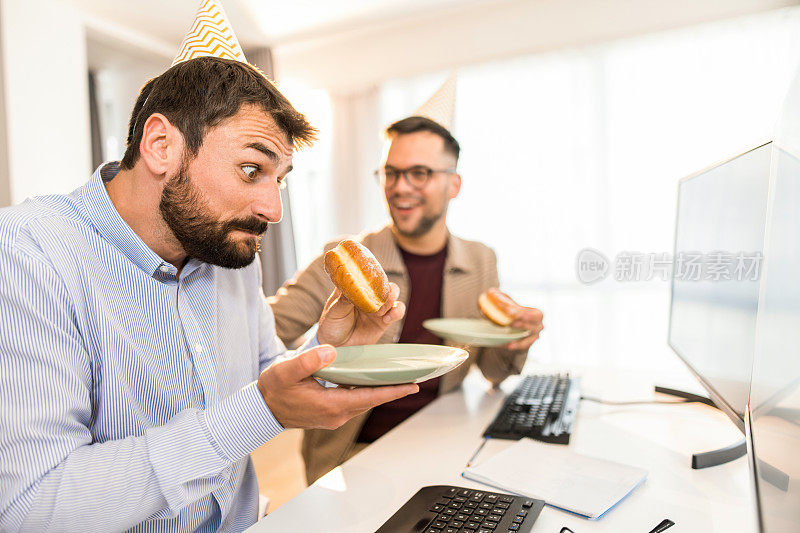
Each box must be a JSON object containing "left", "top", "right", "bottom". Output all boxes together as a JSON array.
[
  {"left": 324, "top": 239, "right": 390, "bottom": 313},
  {"left": 478, "top": 288, "right": 521, "bottom": 327}
]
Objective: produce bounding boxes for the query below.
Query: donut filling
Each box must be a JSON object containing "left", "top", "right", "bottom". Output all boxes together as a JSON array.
[
  {"left": 479, "top": 292, "right": 514, "bottom": 327},
  {"left": 332, "top": 247, "right": 386, "bottom": 311}
]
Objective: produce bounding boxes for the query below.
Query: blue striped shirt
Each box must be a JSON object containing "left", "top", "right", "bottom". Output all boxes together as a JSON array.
[{"left": 0, "top": 163, "right": 312, "bottom": 531}]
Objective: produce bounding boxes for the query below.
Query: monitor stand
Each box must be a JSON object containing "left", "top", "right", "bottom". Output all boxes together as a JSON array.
[{"left": 654, "top": 386, "right": 746, "bottom": 469}]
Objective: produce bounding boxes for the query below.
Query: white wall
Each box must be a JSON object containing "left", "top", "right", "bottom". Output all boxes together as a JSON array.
[
  {"left": 274, "top": 0, "right": 798, "bottom": 92},
  {"left": 0, "top": 0, "right": 92, "bottom": 204},
  {"left": 92, "top": 54, "right": 168, "bottom": 162},
  {"left": 84, "top": 16, "right": 173, "bottom": 162}
]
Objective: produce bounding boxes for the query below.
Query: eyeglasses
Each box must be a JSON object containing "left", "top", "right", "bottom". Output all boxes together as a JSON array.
[{"left": 374, "top": 166, "right": 456, "bottom": 189}]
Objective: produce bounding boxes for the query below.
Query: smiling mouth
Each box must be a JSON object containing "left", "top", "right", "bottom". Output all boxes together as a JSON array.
[{"left": 392, "top": 198, "right": 422, "bottom": 211}]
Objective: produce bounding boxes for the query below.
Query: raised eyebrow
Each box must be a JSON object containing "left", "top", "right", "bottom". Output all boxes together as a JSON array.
[
  {"left": 245, "top": 142, "right": 279, "bottom": 164},
  {"left": 282, "top": 165, "right": 294, "bottom": 176}
]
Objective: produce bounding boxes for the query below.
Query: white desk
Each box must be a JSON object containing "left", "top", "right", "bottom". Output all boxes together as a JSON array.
[{"left": 248, "top": 367, "right": 756, "bottom": 532}]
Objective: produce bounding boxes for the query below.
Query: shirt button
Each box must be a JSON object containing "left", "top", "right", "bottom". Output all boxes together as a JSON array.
[
  {"left": 159, "top": 265, "right": 170, "bottom": 272},
  {"left": 194, "top": 343, "right": 204, "bottom": 354}
]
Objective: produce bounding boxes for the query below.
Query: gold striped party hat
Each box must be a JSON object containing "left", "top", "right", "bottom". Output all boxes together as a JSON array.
[
  {"left": 413, "top": 72, "right": 457, "bottom": 132},
  {"left": 172, "top": 0, "right": 246, "bottom": 66}
]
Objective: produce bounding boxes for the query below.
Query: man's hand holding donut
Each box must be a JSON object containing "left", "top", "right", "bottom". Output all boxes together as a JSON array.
[
  {"left": 259, "top": 240, "right": 415, "bottom": 429},
  {"left": 479, "top": 288, "right": 544, "bottom": 351},
  {"left": 316, "top": 239, "right": 405, "bottom": 347}
]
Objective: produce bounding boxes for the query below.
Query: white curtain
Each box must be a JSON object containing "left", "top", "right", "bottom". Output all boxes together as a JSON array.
[
  {"left": 248, "top": 47, "right": 300, "bottom": 296},
  {"left": 374, "top": 8, "right": 800, "bottom": 376},
  {"left": 284, "top": 85, "right": 385, "bottom": 270},
  {"left": 329, "top": 86, "right": 385, "bottom": 237}
]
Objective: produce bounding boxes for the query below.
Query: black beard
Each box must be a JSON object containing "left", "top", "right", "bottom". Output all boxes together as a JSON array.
[
  {"left": 389, "top": 196, "right": 445, "bottom": 238},
  {"left": 393, "top": 211, "right": 441, "bottom": 238},
  {"left": 159, "top": 164, "right": 268, "bottom": 269}
]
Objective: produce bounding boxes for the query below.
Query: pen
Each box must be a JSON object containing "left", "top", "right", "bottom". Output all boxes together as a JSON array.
[
  {"left": 648, "top": 518, "right": 675, "bottom": 533},
  {"left": 466, "top": 437, "right": 490, "bottom": 467}
]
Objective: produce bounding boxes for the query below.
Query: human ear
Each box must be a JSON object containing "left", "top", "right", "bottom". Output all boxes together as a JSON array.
[
  {"left": 138, "top": 113, "right": 182, "bottom": 176},
  {"left": 448, "top": 173, "right": 462, "bottom": 199}
]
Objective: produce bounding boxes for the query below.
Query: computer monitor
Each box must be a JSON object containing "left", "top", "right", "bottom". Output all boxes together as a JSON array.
[
  {"left": 746, "top": 144, "right": 800, "bottom": 533},
  {"left": 668, "top": 142, "right": 772, "bottom": 434}
]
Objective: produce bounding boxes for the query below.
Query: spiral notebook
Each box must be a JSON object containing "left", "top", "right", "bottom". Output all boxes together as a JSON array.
[{"left": 462, "top": 438, "right": 648, "bottom": 519}]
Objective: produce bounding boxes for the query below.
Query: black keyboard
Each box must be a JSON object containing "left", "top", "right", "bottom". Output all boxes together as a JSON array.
[
  {"left": 376, "top": 485, "right": 545, "bottom": 533},
  {"left": 483, "top": 374, "right": 581, "bottom": 444}
]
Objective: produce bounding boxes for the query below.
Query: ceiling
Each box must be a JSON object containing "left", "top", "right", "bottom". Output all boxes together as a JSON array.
[{"left": 66, "top": 0, "right": 492, "bottom": 49}]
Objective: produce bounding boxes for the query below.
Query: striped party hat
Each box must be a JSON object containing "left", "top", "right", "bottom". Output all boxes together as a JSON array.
[
  {"left": 172, "top": 0, "right": 246, "bottom": 66},
  {"left": 413, "top": 72, "right": 457, "bottom": 132}
]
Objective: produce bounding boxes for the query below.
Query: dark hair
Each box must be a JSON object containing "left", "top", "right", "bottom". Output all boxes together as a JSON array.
[
  {"left": 120, "top": 56, "right": 316, "bottom": 169},
  {"left": 385, "top": 116, "right": 460, "bottom": 162}
]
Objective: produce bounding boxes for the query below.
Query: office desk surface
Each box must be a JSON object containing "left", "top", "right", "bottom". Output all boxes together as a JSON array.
[{"left": 248, "top": 367, "right": 755, "bottom": 532}]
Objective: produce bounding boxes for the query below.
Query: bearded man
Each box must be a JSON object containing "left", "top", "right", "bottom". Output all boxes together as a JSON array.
[{"left": 0, "top": 56, "right": 418, "bottom": 532}]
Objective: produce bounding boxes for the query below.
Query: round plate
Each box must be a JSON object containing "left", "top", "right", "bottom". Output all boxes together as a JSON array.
[
  {"left": 313, "top": 344, "right": 469, "bottom": 386},
  {"left": 422, "top": 318, "right": 529, "bottom": 347}
]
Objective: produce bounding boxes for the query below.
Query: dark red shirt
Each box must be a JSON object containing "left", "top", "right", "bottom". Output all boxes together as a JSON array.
[{"left": 356, "top": 244, "right": 448, "bottom": 443}]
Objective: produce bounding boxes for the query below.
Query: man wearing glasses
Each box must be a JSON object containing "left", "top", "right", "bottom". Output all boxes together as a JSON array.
[{"left": 269, "top": 116, "right": 544, "bottom": 484}]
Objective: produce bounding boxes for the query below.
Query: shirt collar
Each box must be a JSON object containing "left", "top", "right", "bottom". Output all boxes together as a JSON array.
[
  {"left": 370, "top": 224, "right": 472, "bottom": 275},
  {"left": 82, "top": 161, "right": 201, "bottom": 280}
]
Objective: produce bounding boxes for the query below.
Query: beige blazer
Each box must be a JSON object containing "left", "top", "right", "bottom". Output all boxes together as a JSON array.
[{"left": 268, "top": 225, "right": 527, "bottom": 483}]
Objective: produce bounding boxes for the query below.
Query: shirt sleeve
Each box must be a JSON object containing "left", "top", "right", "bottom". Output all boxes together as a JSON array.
[
  {"left": 267, "top": 250, "right": 333, "bottom": 346},
  {"left": 256, "top": 275, "right": 321, "bottom": 374},
  {"left": 0, "top": 245, "right": 282, "bottom": 532}
]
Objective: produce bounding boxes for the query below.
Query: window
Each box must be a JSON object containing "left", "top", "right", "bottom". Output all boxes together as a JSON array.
[{"left": 375, "top": 9, "right": 800, "bottom": 372}]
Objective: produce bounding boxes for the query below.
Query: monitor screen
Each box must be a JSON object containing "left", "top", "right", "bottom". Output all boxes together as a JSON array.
[
  {"left": 668, "top": 142, "right": 771, "bottom": 428},
  {"left": 748, "top": 145, "right": 800, "bottom": 533}
]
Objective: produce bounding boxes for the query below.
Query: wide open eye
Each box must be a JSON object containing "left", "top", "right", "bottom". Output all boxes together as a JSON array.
[{"left": 242, "top": 164, "right": 259, "bottom": 182}]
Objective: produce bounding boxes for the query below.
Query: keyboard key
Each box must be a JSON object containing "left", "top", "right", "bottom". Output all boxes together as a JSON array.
[
  {"left": 481, "top": 521, "right": 497, "bottom": 530},
  {"left": 471, "top": 492, "right": 486, "bottom": 502},
  {"left": 444, "top": 508, "right": 457, "bottom": 515},
  {"left": 429, "top": 504, "right": 445, "bottom": 512},
  {"left": 454, "top": 496, "right": 468, "bottom": 503},
  {"left": 496, "top": 502, "right": 510, "bottom": 509},
  {"left": 445, "top": 529, "right": 458, "bottom": 533},
  {"left": 500, "top": 496, "right": 514, "bottom": 503},
  {"left": 478, "top": 530, "right": 493, "bottom": 533},
  {"left": 449, "top": 502, "right": 463, "bottom": 509},
  {"left": 424, "top": 529, "right": 440, "bottom": 533},
  {"left": 488, "top": 514, "right": 503, "bottom": 522},
  {"left": 485, "top": 495, "right": 498, "bottom": 503},
  {"left": 474, "top": 508, "right": 489, "bottom": 516},
  {"left": 456, "top": 513, "right": 470, "bottom": 521},
  {"left": 509, "top": 524, "right": 520, "bottom": 531},
  {"left": 465, "top": 501, "right": 479, "bottom": 509},
  {"left": 522, "top": 500, "right": 534, "bottom": 508},
  {"left": 433, "top": 521, "right": 448, "bottom": 528},
  {"left": 459, "top": 489, "right": 472, "bottom": 497},
  {"left": 451, "top": 521, "right": 463, "bottom": 528},
  {"left": 513, "top": 516, "right": 524, "bottom": 523},
  {"left": 443, "top": 488, "right": 458, "bottom": 497},
  {"left": 465, "top": 522, "right": 481, "bottom": 529},
  {"left": 517, "top": 510, "right": 528, "bottom": 517},
  {"left": 491, "top": 508, "right": 506, "bottom": 516},
  {"left": 437, "top": 513, "right": 451, "bottom": 522},
  {"left": 479, "top": 502, "right": 493, "bottom": 510},
  {"left": 460, "top": 507, "right": 474, "bottom": 515}
]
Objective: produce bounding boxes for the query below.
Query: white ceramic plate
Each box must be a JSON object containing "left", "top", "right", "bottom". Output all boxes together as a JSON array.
[
  {"left": 423, "top": 318, "right": 529, "bottom": 347},
  {"left": 313, "top": 344, "right": 469, "bottom": 386}
]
